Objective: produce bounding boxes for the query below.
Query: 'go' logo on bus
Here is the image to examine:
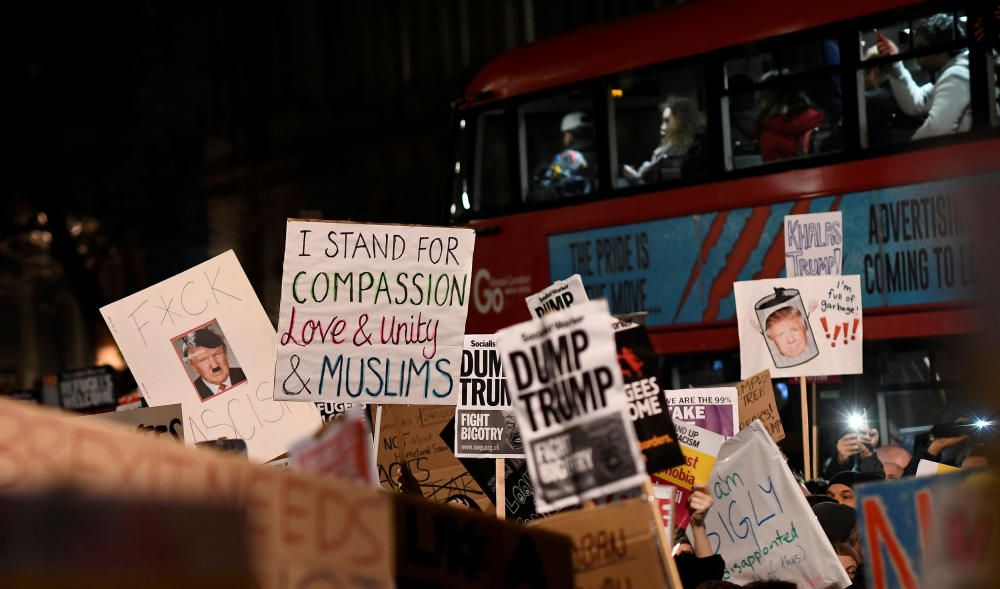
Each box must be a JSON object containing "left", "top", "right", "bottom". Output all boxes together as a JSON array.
[{"left": 473, "top": 268, "right": 504, "bottom": 314}]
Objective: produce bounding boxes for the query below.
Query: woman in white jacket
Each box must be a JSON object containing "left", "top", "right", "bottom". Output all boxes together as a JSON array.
[{"left": 876, "top": 14, "right": 971, "bottom": 141}]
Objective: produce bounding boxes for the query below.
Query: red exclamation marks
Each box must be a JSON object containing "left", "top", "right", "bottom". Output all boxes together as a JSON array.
[
  {"left": 842, "top": 322, "right": 849, "bottom": 346},
  {"left": 820, "top": 316, "right": 830, "bottom": 340},
  {"left": 851, "top": 318, "right": 860, "bottom": 341},
  {"left": 831, "top": 324, "right": 841, "bottom": 348}
]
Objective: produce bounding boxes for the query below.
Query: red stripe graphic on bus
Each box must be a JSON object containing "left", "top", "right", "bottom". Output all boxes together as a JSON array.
[
  {"left": 672, "top": 211, "right": 728, "bottom": 323},
  {"left": 752, "top": 200, "right": 811, "bottom": 280},
  {"left": 703, "top": 206, "right": 770, "bottom": 322}
]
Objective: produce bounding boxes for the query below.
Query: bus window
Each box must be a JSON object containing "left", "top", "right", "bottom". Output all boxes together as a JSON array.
[
  {"left": 858, "top": 11, "right": 972, "bottom": 148},
  {"left": 520, "top": 88, "right": 598, "bottom": 203},
  {"left": 474, "top": 110, "right": 512, "bottom": 212},
  {"left": 609, "top": 63, "right": 707, "bottom": 188},
  {"left": 723, "top": 38, "right": 843, "bottom": 169}
]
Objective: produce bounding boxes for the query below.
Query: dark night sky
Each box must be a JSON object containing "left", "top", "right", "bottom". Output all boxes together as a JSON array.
[{"left": 4, "top": 0, "right": 674, "bottom": 385}]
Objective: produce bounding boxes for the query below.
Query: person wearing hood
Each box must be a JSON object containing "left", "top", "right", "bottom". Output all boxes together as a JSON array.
[
  {"left": 876, "top": 14, "right": 971, "bottom": 141},
  {"left": 532, "top": 111, "right": 597, "bottom": 200},
  {"left": 757, "top": 86, "right": 825, "bottom": 163}
]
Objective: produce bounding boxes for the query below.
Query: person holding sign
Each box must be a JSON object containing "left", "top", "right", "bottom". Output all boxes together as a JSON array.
[{"left": 674, "top": 485, "right": 728, "bottom": 589}]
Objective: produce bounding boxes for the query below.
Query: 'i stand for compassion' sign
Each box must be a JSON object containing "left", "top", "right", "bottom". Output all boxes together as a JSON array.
[
  {"left": 101, "top": 251, "right": 321, "bottom": 463},
  {"left": 274, "top": 220, "right": 475, "bottom": 405},
  {"left": 497, "top": 300, "right": 645, "bottom": 513}
]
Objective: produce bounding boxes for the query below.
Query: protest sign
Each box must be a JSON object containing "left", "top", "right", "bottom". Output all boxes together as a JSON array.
[
  {"left": 734, "top": 275, "right": 864, "bottom": 379},
  {"left": 614, "top": 317, "right": 685, "bottom": 473},
  {"left": 915, "top": 458, "right": 960, "bottom": 477},
  {"left": 531, "top": 498, "right": 674, "bottom": 589},
  {"left": 651, "top": 420, "right": 724, "bottom": 530},
  {"left": 315, "top": 400, "right": 366, "bottom": 423},
  {"left": 524, "top": 274, "right": 588, "bottom": 317},
  {"left": 856, "top": 470, "right": 999, "bottom": 589},
  {"left": 290, "top": 408, "right": 376, "bottom": 485},
  {"left": 736, "top": 371, "right": 785, "bottom": 442},
  {"left": 84, "top": 403, "right": 184, "bottom": 442},
  {"left": 0, "top": 493, "right": 253, "bottom": 588},
  {"left": 58, "top": 366, "right": 115, "bottom": 411},
  {"left": 395, "top": 492, "right": 573, "bottom": 588},
  {"left": 703, "top": 421, "right": 850, "bottom": 588},
  {"left": 497, "top": 299, "right": 646, "bottom": 513},
  {"left": 454, "top": 335, "right": 521, "bottom": 458},
  {"left": 273, "top": 220, "right": 475, "bottom": 405},
  {"left": 100, "top": 250, "right": 321, "bottom": 463},
  {"left": 665, "top": 387, "right": 739, "bottom": 438},
  {"left": 377, "top": 404, "right": 492, "bottom": 511},
  {"left": 785, "top": 211, "right": 843, "bottom": 277},
  {"left": 0, "top": 396, "right": 393, "bottom": 589}
]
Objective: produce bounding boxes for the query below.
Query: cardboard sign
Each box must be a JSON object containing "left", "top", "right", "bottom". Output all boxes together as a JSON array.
[
  {"left": 455, "top": 335, "right": 522, "bottom": 458},
  {"left": 273, "top": 220, "right": 475, "bottom": 405},
  {"left": 58, "top": 366, "right": 115, "bottom": 411},
  {"left": 100, "top": 251, "right": 321, "bottom": 463},
  {"left": 703, "top": 421, "right": 850, "bottom": 588},
  {"left": 651, "top": 420, "right": 724, "bottom": 530},
  {"left": 785, "top": 211, "right": 843, "bottom": 277},
  {"left": 497, "top": 299, "right": 646, "bottom": 513},
  {"left": 525, "top": 274, "right": 588, "bottom": 317},
  {"left": 376, "top": 405, "right": 492, "bottom": 511},
  {"left": 665, "top": 387, "right": 739, "bottom": 438},
  {"left": 84, "top": 404, "right": 184, "bottom": 442},
  {"left": 856, "top": 470, "right": 999, "bottom": 589},
  {"left": 614, "top": 317, "right": 685, "bottom": 473},
  {"left": 531, "top": 498, "right": 672, "bottom": 589},
  {"left": 0, "top": 493, "right": 253, "bottom": 588},
  {"left": 290, "top": 409, "right": 376, "bottom": 485},
  {"left": 395, "top": 492, "right": 573, "bottom": 588},
  {"left": 736, "top": 370, "right": 785, "bottom": 442},
  {"left": 0, "top": 396, "right": 393, "bottom": 589},
  {"left": 734, "top": 275, "right": 864, "bottom": 379},
  {"left": 915, "top": 458, "right": 961, "bottom": 477}
]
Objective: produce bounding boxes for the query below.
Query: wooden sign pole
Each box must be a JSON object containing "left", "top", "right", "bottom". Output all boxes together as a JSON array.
[
  {"left": 495, "top": 458, "right": 506, "bottom": 520},
  {"left": 642, "top": 479, "right": 683, "bottom": 589},
  {"left": 811, "top": 380, "right": 819, "bottom": 480},
  {"left": 799, "top": 376, "right": 812, "bottom": 481}
]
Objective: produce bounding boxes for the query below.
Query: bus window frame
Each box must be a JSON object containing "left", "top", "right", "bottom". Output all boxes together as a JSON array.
[{"left": 451, "top": 0, "right": 998, "bottom": 224}]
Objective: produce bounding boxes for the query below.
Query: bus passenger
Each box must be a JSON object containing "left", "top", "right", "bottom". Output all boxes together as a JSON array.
[
  {"left": 862, "top": 46, "right": 921, "bottom": 147},
  {"left": 530, "top": 111, "right": 596, "bottom": 201},
  {"left": 876, "top": 14, "right": 970, "bottom": 140},
  {"left": 758, "top": 86, "right": 825, "bottom": 162},
  {"left": 623, "top": 97, "right": 701, "bottom": 184}
]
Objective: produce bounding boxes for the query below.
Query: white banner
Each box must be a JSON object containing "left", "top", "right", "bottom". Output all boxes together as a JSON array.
[
  {"left": 704, "top": 421, "right": 851, "bottom": 588},
  {"left": 100, "top": 251, "right": 321, "bottom": 463},
  {"left": 784, "top": 211, "right": 843, "bottom": 277},
  {"left": 525, "top": 274, "right": 588, "bottom": 317},
  {"left": 497, "top": 299, "right": 645, "bottom": 513},
  {"left": 734, "top": 275, "right": 863, "bottom": 379},
  {"left": 274, "top": 220, "right": 475, "bottom": 405}
]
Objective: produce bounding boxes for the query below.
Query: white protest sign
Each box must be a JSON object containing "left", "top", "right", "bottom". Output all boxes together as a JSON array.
[
  {"left": 704, "top": 421, "right": 850, "bottom": 588},
  {"left": 497, "top": 299, "right": 646, "bottom": 513},
  {"left": 784, "top": 212, "right": 843, "bottom": 277},
  {"left": 525, "top": 274, "right": 588, "bottom": 317},
  {"left": 915, "top": 458, "right": 960, "bottom": 477},
  {"left": 734, "top": 275, "right": 863, "bottom": 379},
  {"left": 455, "top": 335, "right": 522, "bottom": 458},
  {"left": 274, "top": 220, "right": 475, "bottom": 405},
  {"left": 665, "top": 387, "right": 739, "bottom": 439},
  {"left": 84, "top": 404, "right": 184, "bottom": 442},
  {"left": 100, "top": 250, "right": 321, "bottom": 463},
  {"left": 290, "top": 408, "right": 376, "bottom": 485}
]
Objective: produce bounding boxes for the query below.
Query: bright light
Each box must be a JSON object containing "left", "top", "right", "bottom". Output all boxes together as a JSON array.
[
  {"left": 454, "top": 161, "right": 461, "bottom": 174},
  {"left": 847, "top": 412, "right": 867, "bottom": 432},
  {"left": 610, "top": 88, "right": 624, "bottom": 98},
  {"left": 459, "top": 119, "right": 466, "bottom": 129},
  {"left": 974, "top": 418, "right": 992, "bottom": 430},
  {"left": 902, "top": 28, "right": 911, "bottom": 34},
  {"left": 959, "top": 15, "right": 968, "bottom": 23},
  {"left": 450, "top": 203, "right": 457, "bottom": 215},
  {"left": 461, "top": 190, "right": 471, "bottom": 210}
]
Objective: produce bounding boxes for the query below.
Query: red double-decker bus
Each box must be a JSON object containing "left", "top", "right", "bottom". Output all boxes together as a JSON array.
[{"left": 450, "top": 0, "right": 999, "bottom": 469}]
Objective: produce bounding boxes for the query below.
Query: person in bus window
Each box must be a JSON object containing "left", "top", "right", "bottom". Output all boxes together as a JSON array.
[
  {"left": 862, "top": 46, "right": 922, "bottom": 147},
  {"left": 758, "top": 84, "right": 825, "bottom": 162},
  {"left": 531, "top": 111, "right": 596, "bottom": 200},
  {"left": 876, "top": 14, "right": 970, "bottom": 140},
  {"left": 623, "top": 97, "right": 701, "bottom": 184}
]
